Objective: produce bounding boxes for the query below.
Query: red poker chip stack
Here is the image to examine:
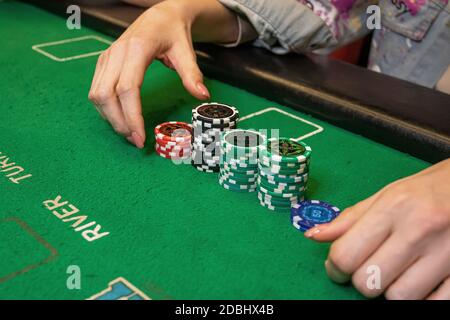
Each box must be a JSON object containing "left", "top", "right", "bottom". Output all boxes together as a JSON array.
[{"left": 154, "top": 121, "right": 192, "bottom": 160}]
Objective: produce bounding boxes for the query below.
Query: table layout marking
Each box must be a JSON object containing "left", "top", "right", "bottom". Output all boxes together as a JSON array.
[
  {"left": 87, "top": 277, "right": 151, "bottom": 300},
  {"left": 239, "top": 107, "right": 324, "bottom": 140},
  {"left": 31, "top": 35, "right": 112, "bottom": 62},
  {"left": 0, "top": 217, "right": 58, "bottom": 284}
]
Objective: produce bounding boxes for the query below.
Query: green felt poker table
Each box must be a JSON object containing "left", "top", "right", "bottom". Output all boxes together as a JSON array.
[{"left": 1, "top": 0, "right": 449, "bottom": 300}]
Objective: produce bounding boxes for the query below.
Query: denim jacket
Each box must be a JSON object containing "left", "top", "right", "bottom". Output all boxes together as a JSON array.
[{"left": 218, "top": 0, "right": 450, "bottom": 88}]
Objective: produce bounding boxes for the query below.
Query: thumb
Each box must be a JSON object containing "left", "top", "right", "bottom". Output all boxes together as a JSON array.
[
  {"left": 305, "top": 194, "right": 378, "bottom": 242},
  {"left": 169, "top": 41, "right": 210, "bottom": 100}
]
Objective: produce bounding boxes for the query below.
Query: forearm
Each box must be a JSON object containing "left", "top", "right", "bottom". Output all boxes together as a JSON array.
[{"left": 156, "top": 0, "right": 242, "bottom": 44}]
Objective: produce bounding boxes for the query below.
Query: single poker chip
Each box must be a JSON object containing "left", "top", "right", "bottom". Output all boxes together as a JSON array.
[
  {"left": 257, "top": 177, "right": 306, "bottom": 194},
  {"left": 156, "top": 147, "right": 191, "bottom": 158},
  {"left": 157, "top": 141, "right": 191, "bottom": 151},
  {"left": 260, "top": 155, "right": 304, "bottom": 168},
  {"left": 192, "top": 148, "right": 221, "bottom": 162},
  {"left": 259, "top": 158, "right": 309, "bottom": 171},
  {"left": 155, "top": 144, "right": 191, "bottom": 158},
  {"left": 193, "top": 165, "right": 218, "bottom": 173},
  {"left": 258, "top": 200, "right": 292, "bottom": 212},
  {"left": 259, "top": 175, "right": 308, "bottom": 188},
  {"left": 203, "top": 150, "right": 221, "bottom": 159},
  {"left": 193, "top": 119, "right": 237, "bottom": 130},
  {"left": 154, "top": 121, "right": 192, "bottom": 142},
  {"left": 157, "top": 149, "right": 191, "bottom": 159},
  {"left": 222, "top": 163, "right": 257, "bottom": 175},
  {"left": 191, "top": 161, "right": 220, "bottom": 173},
  {"left": 219, "top": 176, "right": 257, "bottom": 189},
  {"left": 191, "top": 157, "right": 219, "bottom": 167},
  {"left": 219, "top": 177, "right": 256, "bottom": 193},
  {"left": 191, "top": 130, "right": 223, "bottom": 141},
  {"left": 196, "top": 152, "right": 221, "bottom": 163},
  {"left": 226, "top": 158, "right": 259, "bottom": 169},
  {"left": 156, "top": 143, "right": 191, "bottom": 153},
  {"left": 290, "top": 200, "right": 341, "bottom": 231},
  {"left": 192, "top": 132, "right": 217, "bottom": 142},
  {"left": 222, "top": 153, "right": 258, "bottom": 163},
  {"left": 156, "top": 150, "right": 190, "bottom": 160},
  {"left": 258, "top": 184, "right": 304, "bottom": 198},
  {"left": 258, "top": 187, "right": 303, "bottom": 202},
  {"left": 259, "top": 168, "right": 309, "bottom": 184},
  {"left": 192, "top": 118, "right": 237, "bottom": 128},
  {"left": 192, "top": 149, "right": 220, "bottom": 161},
  {"left": 191, "top": 149, "right": 218, "bottom": 161},
  {"left": 192, "top": 102, "right": 239, "bottom": 124},
  {"left": 226, "top": 155, "right": 258, "bottom": 165},
  {"left": 192, "top": 144, "right": 221, "bottom": 155},
  {"left": 219, "top": 172, "right": 257, "bottom": 185},
  {"left": 219, "top": 167, "right": 258, "bottom": 179},
  {"left": 258, "top": 163, "right": 309, "bottom": 176},
  {"left": 260, "top": 138, "right": 312, "bottom": 163},
  {"left": 221, "top": 143, "right": 259, "bottom": 155},
  {"left": 156, "top": 137, "right": 191, "bottom": 148},
  {"left": 261, "top": 174, "right": 309, "bottom": 186},
  {"left": 192, "top": 159, "right": 220, "bottom": 168},
  {"left": 192, "top": 141, "right": 221, "bottom": 152},
  {"left": 193, "top": 124, "right": 234, "bottom": 133},
  {"left": 258, "top": 192, "right": 299, "bottom": 207}
]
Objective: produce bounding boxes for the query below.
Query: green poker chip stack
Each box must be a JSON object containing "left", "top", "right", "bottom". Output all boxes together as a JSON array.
[
  {"left": 219, "top": 129, "right": 266, "bottom": 193},
  {"left": 257, "top": 138, "right": 312, "bottom": 211}
]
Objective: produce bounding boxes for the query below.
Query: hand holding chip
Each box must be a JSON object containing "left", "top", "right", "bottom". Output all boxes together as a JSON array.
[
  {"left": 89, "top": 0, "right": 240, "bottom": 148},
  {"left": 307, "top": 158, "right": 450, "bottom": 300}
]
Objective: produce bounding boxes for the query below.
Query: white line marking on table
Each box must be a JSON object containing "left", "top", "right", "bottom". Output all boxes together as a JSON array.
[
  {"left": 239, "top": 107, "right": 323, "bottom": 140},
  {"left": 32, "top": 35, "right": 112, "bottom": 62}
]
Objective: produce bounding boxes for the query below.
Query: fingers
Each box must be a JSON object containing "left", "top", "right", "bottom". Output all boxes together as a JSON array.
[
  {"left": 90, "top": 46, "right": 131, "bottom": 137},
  {"left": 325, "top": 259, "right": 351, "bottom": 284},
  {"left": 306, "top": 193, "right": 378, "bottom": 242},
  {"left": 116, "top": 40, "right": 153, "bottom": 148},
  {"left": 385, "top": 253, "right": 450, "bottom": 300},
  {"left": 324, "top": 199, "right": 392, "bottom": 284},
  {"left": 89, "top": 40, "right": 152, "bottom": 148},
  {"left": 428, "top": 277, "right": 450, "bottom": 300},
  {"left": 169, "top": 41, "right": 210, "bottom": 100},
  {"left": 89, "top": 51, "right": 108, "bottom": 119},
  {"left": 351, "top": 234, "right": 420, "bottom": 298}
]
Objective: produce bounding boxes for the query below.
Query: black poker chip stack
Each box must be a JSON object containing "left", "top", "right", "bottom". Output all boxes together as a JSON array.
[{"left": 191, "top": 102, "right": 239, "bottom": 173}]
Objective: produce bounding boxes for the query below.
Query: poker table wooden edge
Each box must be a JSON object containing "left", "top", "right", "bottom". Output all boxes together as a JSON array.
[{"left": 22, "top": 0, "right": 450, "bottom": 164}]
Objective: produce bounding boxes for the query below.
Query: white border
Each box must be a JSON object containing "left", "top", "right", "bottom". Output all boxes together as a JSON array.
[
  {"left": 239, "top": 107, "right": 323, "bottom": 141},
  {"left": 87, "top": 277, "right": 151, "bottom": 300},
  {"left": 32, "top": 35, "right": 112, "bottom": 62}
]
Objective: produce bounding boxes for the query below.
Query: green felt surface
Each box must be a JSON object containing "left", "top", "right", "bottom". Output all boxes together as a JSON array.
[{"left": 0, "top": 1, "right": 429, "bottom": 299}]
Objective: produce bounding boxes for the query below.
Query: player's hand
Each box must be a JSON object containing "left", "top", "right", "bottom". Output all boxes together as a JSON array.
[
  {"left": 306, "top": 158, "right": 450, "bottom": 300},
  {"left": 88, "top": 1, "right": 211, "bottom": 148}
]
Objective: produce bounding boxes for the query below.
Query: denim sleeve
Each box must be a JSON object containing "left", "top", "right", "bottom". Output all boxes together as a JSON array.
[{"left": 218, "top": 0, "right": 372, "bottom": 54}]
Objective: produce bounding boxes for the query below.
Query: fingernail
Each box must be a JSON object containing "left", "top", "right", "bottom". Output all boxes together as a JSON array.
[
  {"left": 196, "top": 83, "right": 210, "bottom": 99},
  {"left": 305, "top": 227, "right": 322, "bottom": 238},
  {"left": 131, "top": 132, "right": 145, "bottom": 149}
]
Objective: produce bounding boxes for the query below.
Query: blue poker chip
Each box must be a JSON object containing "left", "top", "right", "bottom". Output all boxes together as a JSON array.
[{"left": 290, "top": 200, "right": 340, "bottom": 232}]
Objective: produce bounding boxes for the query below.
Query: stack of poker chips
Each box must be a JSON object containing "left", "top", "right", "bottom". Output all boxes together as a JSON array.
[
  {"left": 191, "top": 103, "right": 239, "bottom": 173},
  {"left": 154, "top": 121, "right": 192, "bottom": 160},
  {"left": 257, "top": 138, "right": 312, "bottom": 211},
  {"left": 291, "top": 200, "right": 341, "bottom": 232},
  {"left": 219, "top": 129, "right": 266, "bottom": 192}
]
